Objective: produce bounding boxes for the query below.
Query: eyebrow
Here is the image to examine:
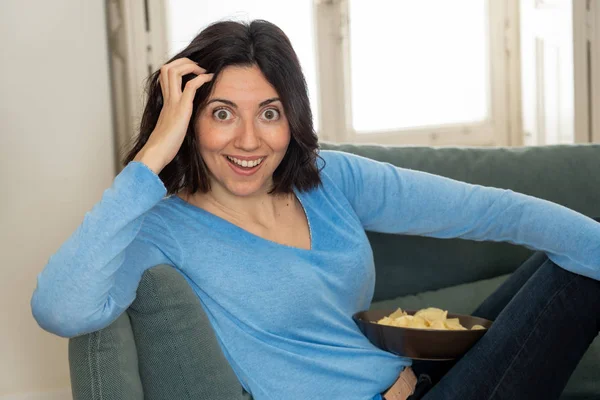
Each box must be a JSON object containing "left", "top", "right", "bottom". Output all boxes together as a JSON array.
[{"left": 206, "top": 97, "right": 280, "bottom": 108}]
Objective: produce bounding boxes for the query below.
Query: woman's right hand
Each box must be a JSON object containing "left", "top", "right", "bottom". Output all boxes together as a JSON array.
[{"left": 134, "top": 57, "right": 214, "bottom": 174}]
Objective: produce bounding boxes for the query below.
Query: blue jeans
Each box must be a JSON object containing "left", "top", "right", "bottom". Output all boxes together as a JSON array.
[{"left": 411, "top": 230, "right": 600, "bottom": 399}]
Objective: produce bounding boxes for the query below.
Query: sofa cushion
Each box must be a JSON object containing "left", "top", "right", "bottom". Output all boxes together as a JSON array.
[
  {"left": 69, "top": 312, "right": 143, "bottom": 400},
  {"left": 320, "top": 142, "right": 600, "bottom": 301},
  {"left": 369, "top": 273, "right": 510, "bottom": 315},
  {"left": 127, "top": 265, "right": 251, "bottom": 400},
  {"left": 370, "top": 275, "right": 600, "bottom": 399}
]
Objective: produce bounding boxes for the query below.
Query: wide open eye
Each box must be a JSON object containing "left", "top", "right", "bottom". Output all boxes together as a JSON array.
[
  {"left": 213, "top": 108, "right": 233, "bottom": 121},
  {"left": 261, "top": 108, "right": 280, "bottom": 121}
]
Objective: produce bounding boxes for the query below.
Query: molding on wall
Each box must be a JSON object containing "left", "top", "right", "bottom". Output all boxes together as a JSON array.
[
  {"left": 105, "top": 0, "right": 169, "bottom": 172},
  {"left": 0, "top": 389, "right": 71, "bottom": 400},
  {"left": 591, "top": 0, "right": 600, "bottom": 142},
  {"left": 573, "top": 0, "right": 591, "bottom": 143}
]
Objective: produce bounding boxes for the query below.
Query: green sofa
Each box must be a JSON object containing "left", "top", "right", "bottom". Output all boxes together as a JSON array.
[{"left": 69, "top": 142, "right": 600, "bottom": 399}]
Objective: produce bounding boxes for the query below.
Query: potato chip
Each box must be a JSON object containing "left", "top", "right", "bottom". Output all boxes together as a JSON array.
[
  {"left": 429, "top": 320, "right": 447, "bottom": 330},
  {"left": 414, "top": 307, "right": 448, "bottom": 323},
  {"left": 376, "top": 316, "right": 396, "bottom": 327},
  {"left": 388, "top": 308, "right": 408, "bottom": 319},
  {"left": 402, "top": 315, "right": 428, "bottom": 329},
  {"left": 444, "top": 318, "right": 467, "bottom": 331},
  {"left": 376, "top": 307, "right": 486, "bottom": 331},
  {"left": 392, "top": 315, "right": 413, "bottom": 328}
]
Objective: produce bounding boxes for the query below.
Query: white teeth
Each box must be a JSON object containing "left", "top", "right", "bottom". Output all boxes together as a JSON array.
[{"left": 227, "top": 156, "right": 264, "bottom": 168}]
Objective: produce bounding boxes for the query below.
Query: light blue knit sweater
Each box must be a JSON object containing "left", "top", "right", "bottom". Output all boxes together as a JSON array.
[{"left": 31, "top": 150, "right": 600, "bottom": 399}]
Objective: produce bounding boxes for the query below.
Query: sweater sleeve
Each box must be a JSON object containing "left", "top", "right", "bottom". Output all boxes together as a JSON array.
[
  {"left": 31, "top": 161, "right": 181, "bottom": 338},
  {"left": 319, "top": 150, "right": 600, "bottom": 281}
]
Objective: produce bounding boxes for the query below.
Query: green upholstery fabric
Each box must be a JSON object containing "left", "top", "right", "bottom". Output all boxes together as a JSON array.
[
  {"left": 370, "top": 274, "right": 511, "bottom": 315},
  {"left": 127, "top": 265, "right": 250, "bottom": 400},
  {"left": 69, "top": 312, "right": 143, "bottom": 399},
  {"left": 321, "top": 142, "right": 600, "bottom": 301},
  {"left": 68, "top": 143, "right": 600, "bottom": 399}
]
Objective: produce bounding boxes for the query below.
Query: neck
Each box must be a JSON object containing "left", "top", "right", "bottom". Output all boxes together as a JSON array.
[{"left": 182, "top": 183, "right": 295, "bottom": 227}]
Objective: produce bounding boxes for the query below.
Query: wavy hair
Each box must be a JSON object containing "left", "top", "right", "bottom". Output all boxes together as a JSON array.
[{"left": 123, "top": 20, "right": 322, "bottom": 195}]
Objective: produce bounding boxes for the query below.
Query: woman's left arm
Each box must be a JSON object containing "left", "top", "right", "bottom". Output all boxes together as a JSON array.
[{"left": 321, "top": 150, "right": 600, "bottom": 280}]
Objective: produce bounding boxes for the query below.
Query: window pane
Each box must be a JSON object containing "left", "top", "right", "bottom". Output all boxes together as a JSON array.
[
  {"left": 165, "top": 0, "right": 319, "bottom": 131},
  {"left": 349, "top": 0, "right": 489, "bottom": 132}
]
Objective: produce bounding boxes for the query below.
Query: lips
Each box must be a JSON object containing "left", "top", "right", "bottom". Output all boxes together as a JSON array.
[
  {"left": 226, "top": 155, "right": 265, "bottom": 168},
  {"left": 224, "top": 155, "right": 265, "bottom": 176}
]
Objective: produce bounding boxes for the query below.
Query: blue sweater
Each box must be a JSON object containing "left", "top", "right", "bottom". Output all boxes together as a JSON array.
[{"left": 31, "top": 150, "right": 600, "bottom": 400}]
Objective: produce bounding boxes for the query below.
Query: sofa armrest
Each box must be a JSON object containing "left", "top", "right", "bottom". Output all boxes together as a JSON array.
[
  {"left": 69, "top": 312, "right": 143, "bottom": 400},
  {"left": 68, "top": 265, "right": 251, "bottom": 400},
  {"left": 127, "top": 264, "right": 250, "bottom": 399}
]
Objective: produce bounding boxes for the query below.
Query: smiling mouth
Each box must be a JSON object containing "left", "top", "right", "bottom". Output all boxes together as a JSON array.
[{"left": 225, "top": 155, "right": 265, "bottom": 169}]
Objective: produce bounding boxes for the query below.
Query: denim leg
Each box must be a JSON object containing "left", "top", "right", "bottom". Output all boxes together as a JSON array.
[
  {"left": 472, "top": 215, "right": 600, "bottom": 321},
  {"left": 411, "top": 250, "right": 550, "bottom": 384},
  {"left": 471, "top": 250, "right": 549, "bottom": 321},
  {"left": 419, "top": 256, "right": 600, "bottom": 400}
]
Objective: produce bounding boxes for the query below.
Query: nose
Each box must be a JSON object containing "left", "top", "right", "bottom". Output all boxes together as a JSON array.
[{"left": 234, "top": 118, "right": 260, "bottom": 151}]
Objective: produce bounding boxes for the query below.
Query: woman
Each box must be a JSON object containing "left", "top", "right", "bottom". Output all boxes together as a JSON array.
[{"left": 31, "top": 20, "right": 600, "bottom": 400}]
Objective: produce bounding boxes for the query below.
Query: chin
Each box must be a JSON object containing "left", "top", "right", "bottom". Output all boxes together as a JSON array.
[{"left": 223, "top": 180, "right": 270, "bottom": 197}]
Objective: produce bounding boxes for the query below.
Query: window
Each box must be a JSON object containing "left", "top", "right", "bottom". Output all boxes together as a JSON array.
[
  {"left": 348, "top": 0, "right": 489, "bottom": 132},
  {"left": 108, "top": 0, "right": 520, "bottom": 150},
  {"left": 314, "top": 0, "right": 516, "bottom": 145}
]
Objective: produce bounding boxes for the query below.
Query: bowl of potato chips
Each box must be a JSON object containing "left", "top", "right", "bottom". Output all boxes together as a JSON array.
[{"left": 352, "top": 307, "right": 493, "bottom": 360}]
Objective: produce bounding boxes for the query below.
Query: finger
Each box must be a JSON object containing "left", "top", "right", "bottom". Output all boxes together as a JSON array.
[
  {"left": 169, "top": 64, "right": 208, "bottom": 101},
  {"left": 159, "top": 66, "right": 169, "bottom": 102},
  {"left": 163, "top": 57, "right": 204, "bottom": 73},
  {"left": 159, "top": 58, "right": 204, "bottom": 102},
  {"left": 163, "top": 57, "right": 198, "bottom": 69},
  {"left": 181, "top": 73, "right": 214, "bottom": 106}
]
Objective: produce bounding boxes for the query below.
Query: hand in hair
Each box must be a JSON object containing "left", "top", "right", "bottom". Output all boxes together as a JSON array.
[{"left": 134, "top": 57, "right": 213, "bottom": 174}]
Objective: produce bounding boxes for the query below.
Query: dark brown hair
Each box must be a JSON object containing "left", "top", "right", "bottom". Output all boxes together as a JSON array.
[{"left": 123, "top": 20, "right": 322, "bottom": 195}]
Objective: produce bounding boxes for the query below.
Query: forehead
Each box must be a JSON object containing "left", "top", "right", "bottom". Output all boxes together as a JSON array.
[{"left": 210, "top": 65, "right": 279, "bottom": 102}]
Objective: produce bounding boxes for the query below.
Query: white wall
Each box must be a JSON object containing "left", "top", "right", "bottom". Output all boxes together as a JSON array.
[{"left": 0, "top": 1, "right": 115, "bottom": 397}]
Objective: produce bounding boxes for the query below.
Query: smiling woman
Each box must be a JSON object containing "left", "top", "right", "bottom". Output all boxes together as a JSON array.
[{"left": 31, "top": 17, "right": 600, "bottom": 400}]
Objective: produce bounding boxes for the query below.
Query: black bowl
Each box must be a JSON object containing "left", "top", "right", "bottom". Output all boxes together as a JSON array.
[{"left": 353, "top": 309, "right": 493, "bottom": 361}]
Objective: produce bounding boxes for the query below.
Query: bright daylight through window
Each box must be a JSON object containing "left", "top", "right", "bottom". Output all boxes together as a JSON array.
[{"left": 348, "top": 0, "right": 490, "bottom": 133}]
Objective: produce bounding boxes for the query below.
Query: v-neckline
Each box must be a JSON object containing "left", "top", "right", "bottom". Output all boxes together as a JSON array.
[{"left": 170, "top": 188, "right": 313, "bottom": 252}]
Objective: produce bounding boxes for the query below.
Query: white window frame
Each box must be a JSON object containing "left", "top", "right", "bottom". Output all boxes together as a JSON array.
[
  {"left": 108, "top": 0, "right": 523, "bottom": 154},
  {"left": 314, "top": 0, "right": 522, "bottom": 146},
  {"left": 106, "top": 0, "right": 169, "bottom": 170}
]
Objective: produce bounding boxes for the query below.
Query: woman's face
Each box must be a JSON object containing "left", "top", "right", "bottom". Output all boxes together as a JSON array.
[{"left": 194, "top": 64, "right": 290, "bottom": 198}]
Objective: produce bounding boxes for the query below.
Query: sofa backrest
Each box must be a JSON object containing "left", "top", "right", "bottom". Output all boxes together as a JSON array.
[{"left": 320, "top": 142, "right": 600, "bottom": 301}]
